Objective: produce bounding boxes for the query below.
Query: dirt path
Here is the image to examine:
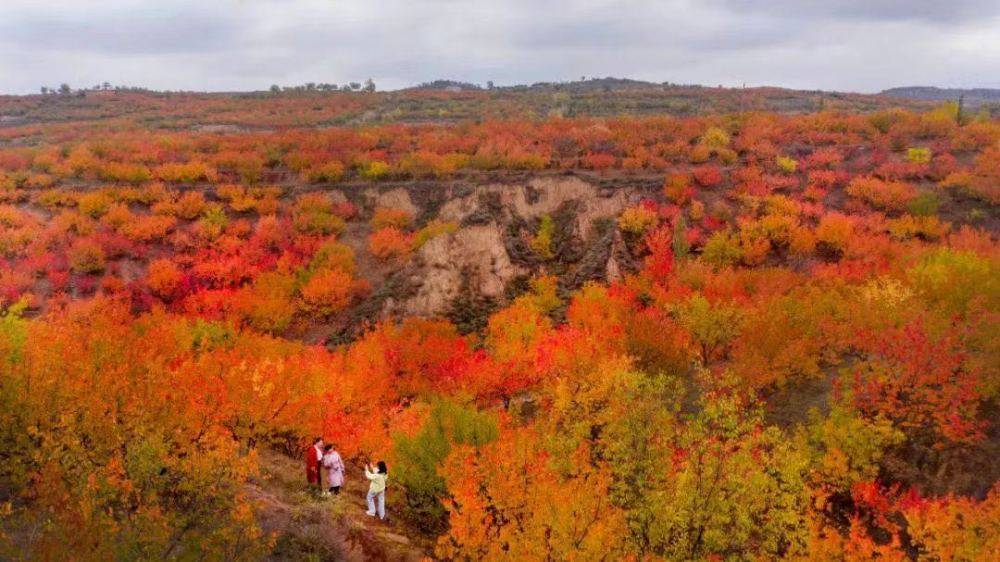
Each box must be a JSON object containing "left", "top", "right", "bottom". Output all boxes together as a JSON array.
[{"left": 246, "top": 449, "right": 428, "bottom": 561}]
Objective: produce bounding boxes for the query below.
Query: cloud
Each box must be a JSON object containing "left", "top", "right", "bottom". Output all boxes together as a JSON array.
[
  {"left": 0, "top": 0, "right": 996, "bottom": 94},
  {"left": 0, "top": 2, "right": 249, "bottom": 55},
  {"left": 713, "top": 0, "right": 1000, "bottom": 25}
]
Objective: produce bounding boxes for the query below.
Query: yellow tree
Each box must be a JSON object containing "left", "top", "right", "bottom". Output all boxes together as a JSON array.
[{"left": 436, "top": 428, "right": 628, "bottom": 561}]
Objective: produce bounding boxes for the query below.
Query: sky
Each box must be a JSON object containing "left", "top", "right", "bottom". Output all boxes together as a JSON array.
[{"left": 1, "top": 0, "right": 998, "bottom": 95}]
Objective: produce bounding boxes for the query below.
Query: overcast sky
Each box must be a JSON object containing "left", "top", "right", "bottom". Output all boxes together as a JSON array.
[{"left": 1, "top": 0, "right": 998, "bottom": 95}]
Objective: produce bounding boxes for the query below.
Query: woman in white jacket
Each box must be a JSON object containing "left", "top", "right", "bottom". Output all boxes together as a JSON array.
[
  {"left": 364, "top": 461, "right": 388, "bottom": 520},
  {"left": 322, "top": 444, "right": 344, "bottom": 496}
]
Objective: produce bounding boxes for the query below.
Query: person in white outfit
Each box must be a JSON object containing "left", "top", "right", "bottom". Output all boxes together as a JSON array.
[
  {"left": 322, "top": 444, "right": 345, "bottom": 496},
  {"left": 364, "top": 461, "right": 388, "bottom": 520}
]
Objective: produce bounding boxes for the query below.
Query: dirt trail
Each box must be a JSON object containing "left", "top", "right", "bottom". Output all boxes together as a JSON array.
[{"left": 246, "top": 449, "right": 428, "bottom": 561}]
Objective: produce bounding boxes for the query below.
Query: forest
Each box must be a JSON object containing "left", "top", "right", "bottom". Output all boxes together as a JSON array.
[{"left": 0, "top": 88, "right": 997, "bottom": 560}]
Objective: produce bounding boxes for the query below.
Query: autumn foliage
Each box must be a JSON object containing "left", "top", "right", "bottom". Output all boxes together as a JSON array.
[{"left": 0, "top": 96, "right": 997, "bottom": 560}]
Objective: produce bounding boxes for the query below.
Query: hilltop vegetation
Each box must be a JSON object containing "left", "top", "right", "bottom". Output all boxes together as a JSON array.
[
  {"left": 0, "top": 78, "right": 941, "bottom": 132},
  {"left": 883, "top": 86, "right": 1000, "bottom": 108},
  {"left": 0, "top": 88, "right": 998, "bottom": 560}
]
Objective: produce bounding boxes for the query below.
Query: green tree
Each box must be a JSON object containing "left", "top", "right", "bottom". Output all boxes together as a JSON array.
[
  {"left": 393, "top": 400, "right": 499, "bottom": 535},
  {"left": 530, "top": 214, "right": 555, "bottom": 260}
]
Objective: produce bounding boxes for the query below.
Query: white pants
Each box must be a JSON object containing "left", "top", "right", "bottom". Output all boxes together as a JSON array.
[{"left": 366, "top": 490, "right": 385, "bottom": 519}]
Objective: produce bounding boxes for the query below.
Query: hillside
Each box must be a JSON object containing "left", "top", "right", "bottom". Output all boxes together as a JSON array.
[
  {"left": 0, "top": 91, "right": 997, "bottom": 561},
  {"left": 0, "top": 78, "right": 936, "bottom": 132},
  {"left": 882, "top": 86, "right": 1000, "bottom": 107}
]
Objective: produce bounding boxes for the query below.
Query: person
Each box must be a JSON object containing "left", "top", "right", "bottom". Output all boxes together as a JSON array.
[
  {"left": 322, "top": 444, "right": 344, "bottom": 496},
  {"left": 305, "top": 437, "right": 324, "bottom": 493},
  {"left": 364, "top": 461, "right": 388, "bottom": 520}
]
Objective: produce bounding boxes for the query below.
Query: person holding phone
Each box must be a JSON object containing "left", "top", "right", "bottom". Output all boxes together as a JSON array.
[{"left": 364, "top": 460, "right": 388, "bottom": 520}]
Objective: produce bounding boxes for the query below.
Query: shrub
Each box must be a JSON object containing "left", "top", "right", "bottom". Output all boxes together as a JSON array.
[
  {"left": 940, "top": 171, "right": 996, "bottom": 204},
  {"left": 516, "top": 275, "right": 561, "bottom": 313},
  {"left": 789, "top": 226, "right": 816, "bottom": 256},
  {"left": 692, "top": 165, "right": 723, "bottom": 187},
  {"left": 700, "top": 126, "right": 730, "bottom": 148},
  {"left": 715, "top": 148, "right": 738, "bottom": 165},
  {"left": 369, "top": 227, "right": 413, "bottom": 260},
  {"left": 845, "top": 176, "right": 916, "bottom": 212},
  {"left": 217, "top": 183, "right": 278, "bottom": 214},
  {"left": 906, "top": 147, "right": 932, "bottom": 164},
  {"left": 739, "top": 227, "right": 771, "bottom": 266},
  {"left": 412, "top": 220, "right": 458, "bottom": 249},
  {"left": 132, "top": 182, "right": 173, "bottom": 205},
  {"left": 252, "top": 196, "right": 280, "bottom": 215},
  {"left": 24, "top": 173, "right": 55, "bottom": 189},
  {"left": 122, "top": 215, "right": 177, "bottom": 242},
  {"left": 198, "top": 204, "right": 229, "bottom": 239},
  {"left": 689, "top": 144, "right": 711, "bottom": 163},
  {"left": 305, "top": 240, "right": 357, "bottom": 276},
  {"left": 295, "top": 192, "right": 333, "bottom": 214},
  {"left": 940, "top": 172, "right": 974, "bottom": 193},
  {"left": 775, "top": 156, "right": 798, "bottom": 175},
  {"left": 77, "top": 191, "right": 113, "bottom": 218},
  {"left": 815, "top": 213, "right": 854, "bottom": 255},
  {"left": 147, "top": 259, "right": 184, "bottom": 300},
  {"left": 212, "top": 151, "right": 265, "bottom": 184},
  {"left": 663, "top": 173, "right": 693, "bottom": 204},
  {"left": 360, "top": 160, "right": 392, "bottom": 181},
  {"left": 907, "top": 191, "right": 941, "bottom": 217},
  {"left": 701, "top": 230, "right": 743, "bottom": 269},
  {"left": 370, "top": 207, "right": 413, "bottom": 230},
  {"left": 294, "top": 210, "right": 345, "bottom": 236},
  {"left": 887, "top": 215, "right": 950, "bottom": 241},
  {"left": 398, "top": 151, "right": 461, "bottom": 179},
  {"left": 51, "top": 210, "right": 95, "bottom": 237},
  {"left": 101, "top": 203, "right": 134, "bottom": 229},
  {"left": 806, "top": 147, "right": 843, "bottom": 168},
  {"left": 100, "top": 162, "right": 152, "bottom": 184},
  {"left": 802, "top": 185, "right": 827, "bottom": 203},
  {"left": 756, "top": 213, "right": 796, "bottom": 246},
  {"left": 0, "top": 228, "right": 34, "bottom": 259},
  {"left": 507, "top": 150, "right": 549, "bottom": 171},
  {"left": 304, "top": 161, "right": 345, "bottom": 183},
  {"left": 618, "top": 205, "right": 658, "bottom": 235},
  {"left": 906, "top": 248, "right": 997, "bottom": 318},
  {"left": 293, "top": 193, "right": 344, "bottom": 235},
  {"left": 689, "top": 200, "right": 705, "bottom": 222},
  {"left": 581, "top": 152, "right": 616, "bottom": 171},
  {"left": 154, "top": 161, "right": 217, "bottom": 184},
  {"left": 36, "top": 188, "right": 76, "bottom": 209},
  {"left": 68, "top": 238, "right": 106, "bottom": 274},
  {"left": 299, "top": 269, "right": 355, "bottom": 315},
  {"left": 233, "top": 271, "right": 297, "bottom": 333},
  {"left": 175, "top": 191, "right": 207, "bottom": 220},
  {"left": 530, "top": 215, "right": 555, "bottom": 259},
  {"left": 808, "top": 169, "right": 839, "bottom": 189}
]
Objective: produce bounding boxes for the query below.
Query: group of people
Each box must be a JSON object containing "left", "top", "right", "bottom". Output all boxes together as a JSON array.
[{"left": 305, "top": 437, "right": 389, "bottom": 521}]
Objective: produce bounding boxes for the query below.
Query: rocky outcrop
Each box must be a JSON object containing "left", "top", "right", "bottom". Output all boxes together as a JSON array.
[
  {"left": 367, "top": 187, "right": 419, "bottom": 216},
  {"left": 439, "top": 176, "right": 634, "bottom": 238},
  {"left": 387, "top": 222, "right": 524, "bottom": 317},
  {"left": 355, "top": 175, "right": 641, "bottom": 320}
]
